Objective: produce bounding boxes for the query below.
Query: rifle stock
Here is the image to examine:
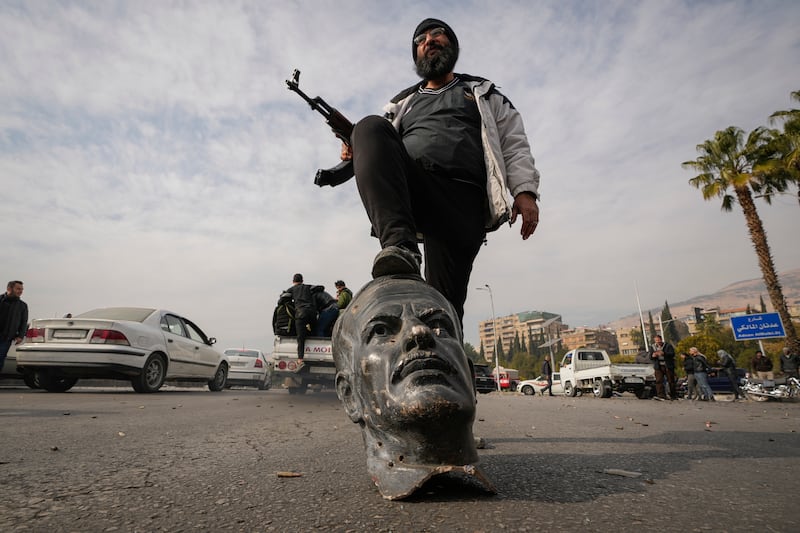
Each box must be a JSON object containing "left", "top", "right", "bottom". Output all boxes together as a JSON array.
[{"left": 286, "top": 69, "right": 355, "bottom": 187}]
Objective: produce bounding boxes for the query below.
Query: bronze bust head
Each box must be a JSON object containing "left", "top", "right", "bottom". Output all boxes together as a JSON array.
[{"left": 332, "top": 275, "right": 495, "bottom": 499}]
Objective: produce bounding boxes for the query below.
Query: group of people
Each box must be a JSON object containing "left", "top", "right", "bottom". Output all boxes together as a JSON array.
[
  {"left": 679, "top": 347, "right": 718, "bottom": 401},
  {"left": 272, "top": 275, "right": 353, "bottom": 360},
  {"left": 751, "top": 348, "right": 800, "bottom": 380}
]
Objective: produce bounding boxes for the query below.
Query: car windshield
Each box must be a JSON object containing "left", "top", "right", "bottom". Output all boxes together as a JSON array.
[
  {"left": 76, "top": 308, "right": 156, "bottom": 322},
  {"left": 474, "top": 366, "right": 491, "bottom": 376},
  {"left": 224, "top": 349, "right": 260, "bottom": 357}
]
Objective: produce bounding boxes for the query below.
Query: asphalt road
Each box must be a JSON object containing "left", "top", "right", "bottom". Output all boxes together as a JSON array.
[{"left": 0, "top": 384, "right": 798, "bottom": 532}]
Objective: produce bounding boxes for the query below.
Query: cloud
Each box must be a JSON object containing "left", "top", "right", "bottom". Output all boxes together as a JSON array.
[{"left": 2, "top": 0, "right": 798, "bottom": 353}]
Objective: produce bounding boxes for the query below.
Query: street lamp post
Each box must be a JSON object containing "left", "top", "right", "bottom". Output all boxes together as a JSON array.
[{"left": 476, "top": 284, "right": 501, "bottom": 392}]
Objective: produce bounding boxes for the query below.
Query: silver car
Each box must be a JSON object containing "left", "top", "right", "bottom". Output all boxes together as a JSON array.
[
  {"left": 223, "top": 348, "right": 272, "bottom": 390},
  {"left": 16, "top": 307, "right": 228, "bottom": 393}
]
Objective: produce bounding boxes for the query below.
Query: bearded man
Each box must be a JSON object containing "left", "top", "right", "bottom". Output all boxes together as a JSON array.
[{"left": 342, "top": 18, "right": 541, "bottom": 325}]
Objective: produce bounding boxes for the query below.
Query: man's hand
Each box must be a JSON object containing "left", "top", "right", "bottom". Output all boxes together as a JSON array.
[
  {"left": 511, "top": 192, "right": 539, "bottom": 240},
  {"left": 341, "top": 142, "right": 352, "bottom": 161}
]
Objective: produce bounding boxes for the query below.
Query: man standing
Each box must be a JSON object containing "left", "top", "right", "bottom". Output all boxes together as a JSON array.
[
  {"left": 649, "top": 335, "right": 677, "bottom": 400},
  {"left": 779, "top": 347, "right": 800, "bottom": 380},
  {"left": 717, "top": 349, "right": 743, "bottom": 401},
  {"left": 343, "top": 18, "right": 541, "bottom": 324},
  {"left": 680, "top": 352, "right": 698, "bottom": 400},
  {"left": 541, "top": 354, "right": 554, "bottom": 397},
  {"left": 0, "top": 280, "right": 28, "bottom": 371},
  {"left": 751, "top": 350, "right": 774, "bottom": 380},
  {"left": 690, "top": 347, "right": 715, "bottom": 401},
  {"left": 334, "top": 280, "right": 353, "bottom": 310},
  {"left": 284, "top": 274, "right": 316, "bottom": 362}
]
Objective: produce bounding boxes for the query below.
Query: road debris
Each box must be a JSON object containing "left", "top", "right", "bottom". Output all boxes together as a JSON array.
[{"left": 601, "top": 468, "right": 642, "bottom": 478}]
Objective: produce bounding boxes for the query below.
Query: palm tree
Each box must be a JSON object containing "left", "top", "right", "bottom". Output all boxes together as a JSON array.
[
  {"left": 765, "top": 89, "right": 800, "bottom": 204},
  {"left": 683, "top": 126, "right": 799, "bottom": 353}
]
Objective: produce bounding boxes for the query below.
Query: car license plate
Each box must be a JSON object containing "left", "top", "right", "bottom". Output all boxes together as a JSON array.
[
  {"left": 625, "top": 377, "right": 644, "bottom": 384},
  {"left": 309, "top": 366, "right": 335, "bottom": 374},
  {"left": 53, "top": 329, "right": 88, "bottom": 339}
]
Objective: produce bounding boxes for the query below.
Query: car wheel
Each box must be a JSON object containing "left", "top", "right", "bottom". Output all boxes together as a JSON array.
[
  {"left": 592, "top": 380, "right": 604, "bottom": 398},
  {"left": 564, "top": 381, "right": 577, "bottom": 397},
  {"left": 208, "top": 363, "right": 228, "bottom": 391},
  {"left": 38, "top": 371, "right": 78, "bottom": 393},
  {"left": 22, "top": 371, "right": 41, "bottom": 390},
  {"left": 133, "top": 354, "right": 167, "bottom": 393},
  {"left": 636, "top": 386, "right": 653, "bottom": 399},
  {"left": 521, "top": 385, "right": 534, "bottom": 396}
]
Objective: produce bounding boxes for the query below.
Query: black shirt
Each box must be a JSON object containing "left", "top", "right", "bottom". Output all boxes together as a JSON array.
[{"left": 399, "top": 77, "right": 486, "bottom": 188}]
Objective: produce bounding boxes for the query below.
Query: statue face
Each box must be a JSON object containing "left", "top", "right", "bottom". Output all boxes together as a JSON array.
[
  {"left": 338, "top": 278, "right": 475, "bottom": 431},
  {"left": 332, "top": 277, "right": 494, "bottom": 500}
]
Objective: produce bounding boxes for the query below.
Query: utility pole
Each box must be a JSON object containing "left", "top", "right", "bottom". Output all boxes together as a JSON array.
[{"left": 476, "top": 284, "right": 501, "bottom": 392}]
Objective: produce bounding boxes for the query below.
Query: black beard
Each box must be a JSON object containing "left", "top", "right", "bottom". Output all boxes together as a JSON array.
[{"left": 415, "top": 43, "right": 458, "bottom": 80}]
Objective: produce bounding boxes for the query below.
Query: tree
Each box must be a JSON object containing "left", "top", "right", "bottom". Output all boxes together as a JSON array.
[
  {"left": 647, "top": 310, "right": 657, "bottom": 343},
  {"left": 765, "top": 89, "right": 800, "bottom": 198},
  {"left": 759, "top": 294, "right": 767, "bottom": 313},
  {"left": 463, "top": 342, "right": 481, "bottom": 363},
  {"left": 495, "top": 339, "right": 505, "bottom": 364},
  {"left": 683, "top": 125, "right": 799, "bottom": 353},
  {"left": 661, "top": 301, "right": 680, "bottom": 345},
  {"left": 630, "top": 327, "right": 644, "bottom": 350}
]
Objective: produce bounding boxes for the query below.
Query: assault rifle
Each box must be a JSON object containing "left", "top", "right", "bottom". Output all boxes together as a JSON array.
[{"left": 285, "top": 69, "right": 354, "bottom": 187}]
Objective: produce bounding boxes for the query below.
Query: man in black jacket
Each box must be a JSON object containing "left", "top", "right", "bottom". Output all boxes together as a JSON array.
[
  {"left": 649, "top": 335, "right": 677, "bottom": 400},
  {"left": 717, "top": 349, "right": 743, "bottom": 400},
  {"left": 0, "top": 280, "right": 28, "bottom": 371},
  {"left": 541, "top": 355, "right": 554, "bottom": 396},
  {"left": 285, "top": 274, "right": 316, "bottom": 362}
]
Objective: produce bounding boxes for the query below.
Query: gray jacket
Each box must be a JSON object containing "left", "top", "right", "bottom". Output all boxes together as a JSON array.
[{"left": 383, "top": 74, "right": 540, "bottom": 232}]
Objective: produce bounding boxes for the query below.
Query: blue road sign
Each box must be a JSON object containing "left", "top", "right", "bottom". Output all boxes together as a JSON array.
[{"left": 730, "top": 313, "right": 786, "bottom": 341}]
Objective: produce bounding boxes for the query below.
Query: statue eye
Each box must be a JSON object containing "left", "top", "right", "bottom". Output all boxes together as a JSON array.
[
  {"left": 427, "top": 317, "right": 454, "bottom": 338},
  {"left": 365, "top": 318, "right": 400, "bottom": 343}
]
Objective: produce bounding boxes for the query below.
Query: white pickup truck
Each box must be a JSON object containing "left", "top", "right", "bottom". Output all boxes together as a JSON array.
[
  {"left": 271, "top": 336, "right": 336, "bottom": 394},
  {"left": 558, "top": 348, "right": 655, "bottom": 399}
]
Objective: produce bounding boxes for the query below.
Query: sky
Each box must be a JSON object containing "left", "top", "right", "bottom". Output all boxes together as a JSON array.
[{"left": 2, "top": 0, "right": 799, "bottom": 353}]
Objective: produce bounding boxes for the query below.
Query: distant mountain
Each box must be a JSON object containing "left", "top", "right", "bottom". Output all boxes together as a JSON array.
[{"left": 608, "top": 267, "right": 800, "bottom": 329}]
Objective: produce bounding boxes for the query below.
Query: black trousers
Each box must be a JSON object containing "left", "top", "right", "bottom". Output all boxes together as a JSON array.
[
  {"left": 351, "top": 116, "right": 487, "bottom": 322},
  {"left": 655, "top": 367, "right": 677, "bottom": 399},
  {"left": 295, "top": 312, "right": 315, "bottom": 359},
  {"left": 724, "top": 367, "right": 742, "bottom": 399}
]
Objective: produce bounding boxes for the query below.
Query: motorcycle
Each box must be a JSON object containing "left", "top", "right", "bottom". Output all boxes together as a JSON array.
[{"left": 741, "top": 376, "right": 800, "bottom": 401}]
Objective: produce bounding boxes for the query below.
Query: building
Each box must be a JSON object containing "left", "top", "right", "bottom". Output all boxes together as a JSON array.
[
  {"left": 615, "top": 326, "right": 642, "bottom": 356},
  {"left": 560, "top": 327, "right": 619, "bottom": 354},
  {"left": 478, "top": 311, "right": 563, "bottom": 362}
]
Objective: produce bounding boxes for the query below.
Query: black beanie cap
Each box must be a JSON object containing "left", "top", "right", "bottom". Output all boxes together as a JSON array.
[{"left": 412, "top": 18, "right": 458, "bottom": 60}]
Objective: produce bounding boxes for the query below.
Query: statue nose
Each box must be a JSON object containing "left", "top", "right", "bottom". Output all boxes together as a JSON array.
[{"left": 409, "top": 324, "right": 434, "bottom": 350}]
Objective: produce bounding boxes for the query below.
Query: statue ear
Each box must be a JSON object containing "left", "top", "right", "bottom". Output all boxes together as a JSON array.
[{"left": 336, "top": 373, "right": 361, "bottom": 423}]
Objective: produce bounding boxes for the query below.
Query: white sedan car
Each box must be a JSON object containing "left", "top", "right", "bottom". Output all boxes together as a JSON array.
[
  {"left": 517, "top": 373, "right": 564, "bottom": 396},
  {"left": 223, "top": 348, "right": 272, "bottom": 390},
  {"left": 16, "top": 307, "right": 228, "bottom": 393}
]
